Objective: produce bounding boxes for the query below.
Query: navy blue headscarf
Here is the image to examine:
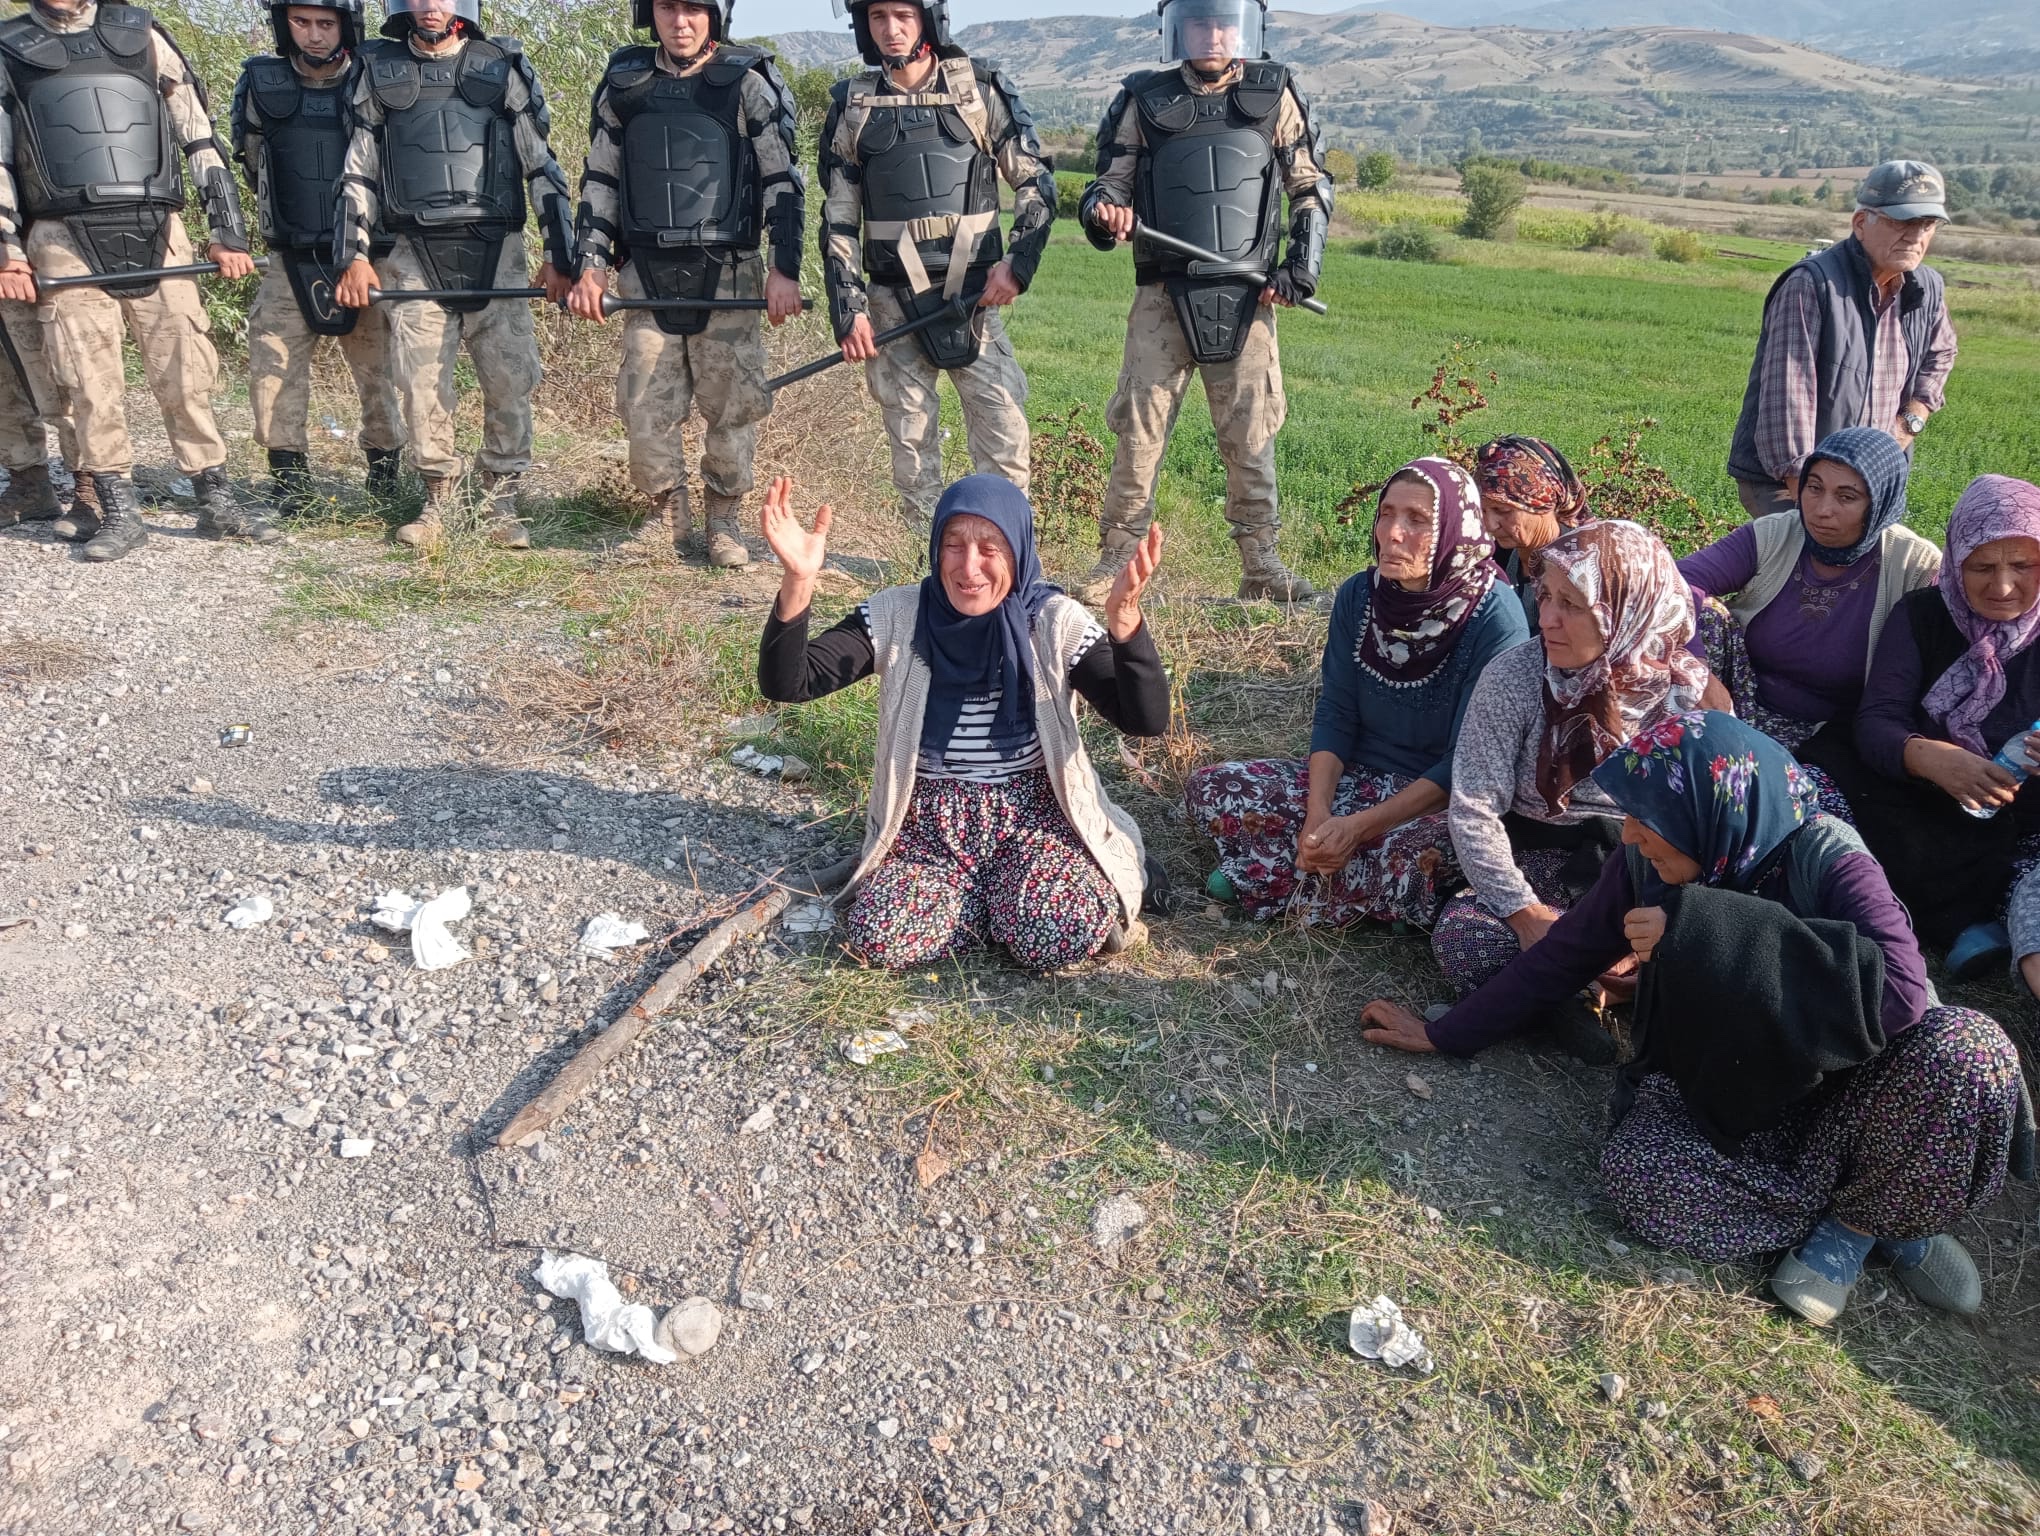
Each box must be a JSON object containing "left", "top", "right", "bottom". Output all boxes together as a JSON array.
[
  {"left": 913, "top": 475, "right": 1059, "bottom": 754},
  {"left": 1798, "top": 426, "right": 1912, "bottom": 568},
  {"left": 1590, "top": 710, "right": 1821, "bottom": 902}
]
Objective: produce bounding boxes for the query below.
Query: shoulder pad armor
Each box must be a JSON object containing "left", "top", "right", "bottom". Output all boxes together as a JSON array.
[
  {"left": 702, "top": 46, "right": 762, "bottom": 87},
  {"left": 602, "top": 42, "right": 657, "bottom": 88},
  {"left": 369, "top": 49, "right": 420, "bottom": 110},
  {"left": 96, "top": 4, "right": 154, "bottom": 57},
  {"left": 1134, "top": 70, "right": 1196, "bottom": 134},
  {"left": 458, "top": 43, "right": 513, "bottom": 109},
  {"left": 1234, "top": 60, "right": 1286, "bottom": 119},
  {"left": 0, "top": 14, "right": 67, "bottom": 70}
]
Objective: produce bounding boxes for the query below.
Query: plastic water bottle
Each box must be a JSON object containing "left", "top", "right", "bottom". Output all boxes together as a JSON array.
[{"left": 1964, "top": 717, "right": 2040, "bottom": 818}]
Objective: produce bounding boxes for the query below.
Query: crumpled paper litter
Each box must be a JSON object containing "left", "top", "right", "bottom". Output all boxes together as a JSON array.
[
  {"left": 532, "top": 1251, "right": 675, "bottom": 1365},
  {"left": 369, "top": 887, "right": 472, "bottom": 971},
  {"left": 1348, "top": 1294, "right": 1435, "bottom": 1371}
]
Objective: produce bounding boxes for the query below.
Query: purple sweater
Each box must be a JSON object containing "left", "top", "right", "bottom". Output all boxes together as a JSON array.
[
  {"left": 1854, "top": 592, "right": 2040, "bottom": 778},
  {"left": 1678, "top": 524, "right": 1885, "bottom": 723},
  {"left": 1424, "top": 836, "right": 1929, "bottom": 1057}
]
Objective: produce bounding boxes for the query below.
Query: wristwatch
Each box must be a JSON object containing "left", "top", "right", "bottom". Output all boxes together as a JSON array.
[{"left": 1900, "top": 409, "right": 1927, "bottom": 435}]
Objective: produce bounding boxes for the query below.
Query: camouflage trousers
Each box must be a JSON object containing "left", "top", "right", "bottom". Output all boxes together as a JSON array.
[
  {"left": 248, "top": 263, "right": 403, "bottom": 456},
  {"left": 381, "top": 233, "right": 543, "bottom": 481},
  {"left": 28, "top": 216, "right": 227, "bottom": 476},
  {"left": 0, "top": 299, "right": 74, "bottom": 472},
  {"left": 615, "top": 254, "right": 770, "bottom": 502},
  {"left": 1101, "top": 283, "right": 1287, "bottom": 541},
  {"left": 864, "top": 282, "right": 1029, "bottom": 529}
]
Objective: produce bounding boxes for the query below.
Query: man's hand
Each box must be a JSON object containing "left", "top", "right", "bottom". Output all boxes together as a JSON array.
[
  {"left": 1506, "top": 902, "right": 1563, "bottom": 952},
  {"left": 538, "top": 263, "right": 570, "bottom": 306},
  {"left": 1091, "top": 202, "right": 1135, "bottom": 243},
  {"left": 1102, "top": 523, "right": 1162, "bottom": 643},
  {"left": 334, "top": 258, "right": 378, "bottom": 310},
  {"left": 839, "top": 312, "right": 877, "bottom": 363},
  {"left": 765, "top": 270, "right": 803, "bottom": 327},
  {"left": 977, "top": 259, "right": 1021, "bottom": 309},
  {"left": 0, "top": 260, "right": 37, "bottom": 305},
  {"left": 566, "top": 268, "right": 610, "bottom": 323},
  {"left": 209, "top": 245, "right": 255, "bottom": 281},
  {"left": 1622, "top": 906, "right": 1668, "bottom": 964},
  {"left": 1359, "top": 1000, "right": 1438, "bottom": 1054}
]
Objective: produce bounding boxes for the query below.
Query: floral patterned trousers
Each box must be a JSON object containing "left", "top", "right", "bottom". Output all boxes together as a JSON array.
[{"left": 1183, "top": 758, "right": 1457, "bottom": 929}]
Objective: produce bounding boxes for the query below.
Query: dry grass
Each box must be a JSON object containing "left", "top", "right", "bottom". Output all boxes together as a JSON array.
[{"left": 0, "top": 636, "right": 113, "bottom": 686}]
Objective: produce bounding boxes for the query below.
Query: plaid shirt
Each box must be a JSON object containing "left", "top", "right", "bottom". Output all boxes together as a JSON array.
[{"left": 1751, "top": 265, "right": 1958, "bottom": 484}]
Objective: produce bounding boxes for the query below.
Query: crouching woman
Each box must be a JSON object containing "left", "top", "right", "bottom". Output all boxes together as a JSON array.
[
  {"left": 757, "top": 475, "right": 1169, "bottom": 972},
  {"left": 1361, "top": 712, "right": 2030, "bottom": 1327}
]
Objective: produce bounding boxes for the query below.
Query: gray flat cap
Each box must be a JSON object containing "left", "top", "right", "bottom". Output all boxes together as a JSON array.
[{"left": 1856, "top": 160, "right": 1949, "bottom": 222}]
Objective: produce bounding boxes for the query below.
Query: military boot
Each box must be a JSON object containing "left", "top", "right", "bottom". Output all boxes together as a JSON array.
[
  {"left": 364, "top": 446, "right": 402, "bottom": 500},
  {"left": 80, "top": 472, "right": 146, "bottom": 563},
  {"left": 1075, "top": 520, "right": 1147, "bottom": 607},
  {"left": 0, "top": 462, "right": 62, "bottom": 527},
  {"left": 265, "top": 449, "right": 314, "bottom": 519},
  {"left": 626, "top": 486, "right": 693, "bottom": 560},
  {"left": 703, "top": 491, "right": 749, "bottom": 569},
  {"left": 478, "top": 471, "right": 533, "bottom": 550},
  {"left": 194, "top": 465, "right": 281, "bottom": 544},
  {"left": 396, "top": 474, "right": 458, "bottom": 549},
  {"left": 1235, "top": 525, "right": 1314, "bottom": 603},
  {"left": 52, "top": 474, "right": 100, "bottom": 542}
]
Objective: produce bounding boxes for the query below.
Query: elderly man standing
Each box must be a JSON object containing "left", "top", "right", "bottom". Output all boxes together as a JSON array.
[{"left": 1727, "top": 159, "right": 1958, "bottom": 520}]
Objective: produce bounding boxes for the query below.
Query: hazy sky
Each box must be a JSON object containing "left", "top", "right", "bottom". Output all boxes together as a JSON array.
[{"left": 737, "top": 0, "right": 1389, "bottom": 37}]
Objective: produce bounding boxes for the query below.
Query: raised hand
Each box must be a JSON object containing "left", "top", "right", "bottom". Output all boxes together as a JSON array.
[
  {"left": 1103, "top": 522, "right": 1163, "bottom": 641},
  {"left": 760, "top": 476, "right": 833, "bottom": 619}
]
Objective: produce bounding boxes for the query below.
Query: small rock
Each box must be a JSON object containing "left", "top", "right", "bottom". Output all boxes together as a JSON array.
[
  {"left": 738, "top": 1290, "right": 776, "bottom": 1312},
  {"left": 1655, "top": 1267, "right": 1698, "bottom": 1287},
  {"left": 1604, "top": 1237, "right": 1631, "bottom": 1258},
  {"left": 1789, "top": 1451, "right": 1826, "bottom": 1483},
  {"left": 739, "top": 1104, "right": 776, "bottom": 1136},
  {"left": 62, "top": 923, "right": 88, "bottom": 940},
  {"left": 337, "top": 1138, "right": 374, "bottom": 1159},
  {"left": 348, "top": 1417, "right": 370, "bottom": 1439},
  {"left": 1358, "top": 1501, "right": 1395, "bottom": 1536},
  {"left": 798, "top": 1353, "right": 825, "bottom": 1376},
  {"left": 1642, "top": 1400, "right": 1670, "bottom": 1421},
  {"left": 1598, "top": 1373, "right": 1626, "bottom": 1404},
  {"left": 267, "top": 1426, "right": 304, "bottom": 1447},
  {"left": 1405, "top": 1074, "right": 1432, "bottom": 1101},
  {"left": 278, "top": 1103, "right": 322, "bottom": 1131},
  {"left": 779, "top": 754, "right": 811, "bottom": 783},
  {"left": 655, "top": 1298, "right": 723, "bottom": 1359},
  {"left": 1089, "top": 1195, "right": 1147, "bottom": 1254},
  {"left": 875, "top": 1417, "right": 900, "bottom": 1439},
  {"left": 187, "top": 778, "right": 213, "bottom": 796}
]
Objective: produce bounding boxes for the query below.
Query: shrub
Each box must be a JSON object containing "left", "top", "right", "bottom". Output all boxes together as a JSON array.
[
  {"left": 1375, "top": 220, "right": 1443, "bottom": 263},
  {"left": 1582, "top": 212, "right": 1622, "bottom": 249},
  {"left": 1029, "top": 404, "right": 1110, "bottom": 546},
  {"left": 1054, "top": 170, "right": 1089, "bottom": 221},
  {"left": 1459, "top": 162, "right": 1525, "bottom": 241},
  {"left": 1654, "top": 229, "right": 1706, "bottom": 264},
  {"left": 1610, "top": 229, "right": 1654, "bottom": 257},
  {"left": 1357, "top": 150, "right": 1398, "bottom": 190},
  {"left": 1324, "top": 148, "right": 1358, "bottom": 185}
]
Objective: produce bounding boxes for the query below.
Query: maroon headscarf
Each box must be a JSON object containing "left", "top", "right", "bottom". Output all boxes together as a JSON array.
[
  {"left": 1355, "top": 457, "right": 1501, "bottom": 686},
  {"left": 1474, "top": 436, "right": 1591, "bottom": 532},
  {"left": 1921, "top": 475, "right": 2040, "bottom": 755}
]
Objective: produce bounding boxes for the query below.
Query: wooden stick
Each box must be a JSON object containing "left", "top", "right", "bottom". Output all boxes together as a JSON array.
[{"left": 492, "top": 860, "right": 857, "bottom": 1148}]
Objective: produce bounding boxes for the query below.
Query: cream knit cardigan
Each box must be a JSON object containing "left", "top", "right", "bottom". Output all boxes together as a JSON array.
[{"left": 838, "top": 584, "right": 1149, "bottom": 926}]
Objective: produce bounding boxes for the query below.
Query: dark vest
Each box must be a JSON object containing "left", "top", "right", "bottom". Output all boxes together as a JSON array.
[
  {"left": 1728, "top": 236, "right": 1947, "bottom": 485},
  {"left": 1129, "top": 62, "right": 1283, "bottom": 287},
  {"left": 239, "top": 57, "right": 353, "bottom": 250},
  {"left": 363, "top": 35, "right": 524, "bottom": 237},
  {"left": 854, "top": 75, "right": 1001, "bottom": 288},
  {"left": 0, "top": 5, "right": 182, "bottom": 222},
  {"left": 603, "top": 44, "right": 760, "bottom": 254}
]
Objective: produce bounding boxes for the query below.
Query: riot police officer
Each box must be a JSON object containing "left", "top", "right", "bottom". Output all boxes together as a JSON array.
[
  {"left": 332, "top": 0, "right": 574, "bottom": 551},
  {"left": 567, "top": 0, "right": 803, "bottom": 568},
  {"left": 233, "top": 0, "right": 404, "bottom": 514},
  {"left": 1077, "top": 0, "right": 1330, "bottom": 603},
  {"left": 0, "top": 0, "right": 274, "bottom": 563},
  {"left": 818, "top": 0, "right": 1051, "bottom": 535}
]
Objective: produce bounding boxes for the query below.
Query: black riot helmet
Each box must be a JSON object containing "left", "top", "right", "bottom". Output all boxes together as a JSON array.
[
  {"left": 271, "top": 0, "right": 365, "bottom": 60},
  {"left": 1157, "top": 0, "right": 1265, "bottom": 67},
  {"left": 834, "top": 0, "right": 955, "bottom": 69},
  {"left": 380, "top": 0, "right": 482, "bottom": 41},
  {"left": 633, "top": 0, "right": 733, "bottom": 42}
]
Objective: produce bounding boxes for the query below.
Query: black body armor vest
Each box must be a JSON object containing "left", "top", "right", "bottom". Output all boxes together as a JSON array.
[
  {"left": 854, "top": 86, "right": 1000, "bottom": 289},
  {"left": 240, "top": 58, "right": 353, "bottom": 250},
  {"left": 364, "top": 35, "right": 523, "bottom": 237},
  {"left": 606, "top": 44, "right": 760, "bottom": 255}
]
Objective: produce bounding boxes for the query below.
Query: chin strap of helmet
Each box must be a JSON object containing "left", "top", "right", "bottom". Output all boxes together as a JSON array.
[
  {"left": 880, "top": 38, "right": 931, "bottom": 71},
  {"left": 668, "top": 35, "right": 716, "bottom": 69},
  {"left": 410, "top": 14, "right": 464, "bottom": 44},
  {"left": 1188, "top": 59, "right": 1230, "bottom": 83}
]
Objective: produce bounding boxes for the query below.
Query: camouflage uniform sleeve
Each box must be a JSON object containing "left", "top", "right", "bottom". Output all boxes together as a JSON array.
[
  {"left": 1273, "top": 79, "right": 1331, "bottom": 296},
  {"left": 153, "top": 24, "right": 249, "bottom": 250},
  {"left": 504, "top": 49, "right": 576, "bottom": 271},
  {"left": 575, "top": 78, "right": 624, "bottom": 273},
  {"left": 335, "top": 64, "right": 384, "bottom": 266},
  {"left": 742, "top": 63, "right": 804, "bottom": 283},
  {"left": 0, "top": 69, "right": 29, "bottom": 264},
  {"left": 817, "top": 82, "right": 866, "bottom": 339},
  {"left": 978, "top": 66, "right": 1052, "bottom": 292},
  {"left": 1076, "top": 81, "right": 1140, "bottom": 253}
]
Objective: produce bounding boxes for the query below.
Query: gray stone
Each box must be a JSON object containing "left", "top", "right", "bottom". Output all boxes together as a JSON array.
[{"left": 656, "top": 1298, "right": 723, "bottom": 1359}]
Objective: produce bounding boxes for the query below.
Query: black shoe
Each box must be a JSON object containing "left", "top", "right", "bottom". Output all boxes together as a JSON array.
[
  {"left": 1141, "top": 852, "right": 1174, "bottom": 917},
  {"left": 193, "top": 465, "right": 280, "bottom": 543},
  {"left": 364, "top": 446, "right": 401, "bottom": 500},
  {"left": 80, "top": 472, "right": 146, "bottom": 563},
  {"left": 1542, "top": 992, "right": 1618, "bottom": 1065},
  {"left": 0, "top": 462, "right": 61, "bottom": 527},
  {"left": 266, "top": 449, "right": 313, "bottom": 516}
]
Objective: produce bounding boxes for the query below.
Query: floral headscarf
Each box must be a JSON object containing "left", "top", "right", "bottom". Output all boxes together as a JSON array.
[
  {"left": 1354, "top": 457, "right": 1501, "bottom": 686},
  {"left": 1474, "top": 436, "right": 1591, "bottom": 533},
  {"left": 1535, "top": 519, "right": 1712, "bottom": 814},
  {"left": 1591, "top": 711, "right": 1820, "bottom": 901},
  {"left": 1920, "top": 475, "right": 2040, "bottom": 755}
]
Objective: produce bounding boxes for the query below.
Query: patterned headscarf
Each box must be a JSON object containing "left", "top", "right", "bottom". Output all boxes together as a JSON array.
[
  {"left": 1354, "top": 457, "right": 1500, "bottom": 686},
  {"left": 1920, "top": 475, "right": 2040, "bottom": 755},
  {"left": 1473, "top": 436, "right": 1591, "bottom": 535},
  {"left": 1797, "top": 426, "right": 1912, "bottom": 568},
  {"left": 1535, "top": 519, "right": 1712, "bottom": 815},
  {"left": 1592, "top": 711, "right": 1820, "bottom": 902}
]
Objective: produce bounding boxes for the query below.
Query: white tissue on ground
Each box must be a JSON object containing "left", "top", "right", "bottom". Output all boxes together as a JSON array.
[
  {"left": 369, "top": 887, "right": 472, "bottom": 971},
  {"left": 579, "top": 913, "right": 650, "bottom": 954},
  {"left": 1348, "top": 1294, "right": 1435, "bottom": 1371},
  {"left": 532, "top": 1251, "right": 676, "bottom": 1366},
  {"left": 223, "top": 895, "right": 274, "bottom": 929},
  {"left": 731, "top": 744, "right": 785, "bottom": 775}
]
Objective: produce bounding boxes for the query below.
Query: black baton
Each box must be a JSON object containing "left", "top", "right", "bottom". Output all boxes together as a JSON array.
[
  {"left": 767, "top": 297, "right": 971, "bottom": 393},
  {"left": 367, "top": 286, "right": 812, "bottom": 318},
  {"left": 1130, "top": 220, "right": 1330, "bottom": 316},
  {"left": 37, "top": 256, "right": 272, "bottom": 295}
]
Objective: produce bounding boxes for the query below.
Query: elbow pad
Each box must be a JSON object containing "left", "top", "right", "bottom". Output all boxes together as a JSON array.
[{"left": 199, "top": 165, "right": 250, "bottom": 251}]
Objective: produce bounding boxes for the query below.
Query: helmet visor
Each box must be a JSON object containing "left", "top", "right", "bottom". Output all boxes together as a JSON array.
[
  {"left": 383, "top": 0, "right": 481, "bottom": 24},
  {"left": 1159, "top": 0, "right": 1262, "bottom": 64}
]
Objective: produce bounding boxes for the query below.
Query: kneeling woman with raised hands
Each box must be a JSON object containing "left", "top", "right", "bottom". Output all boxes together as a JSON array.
[
  {"left": 757, "top": 475, "right": 1170, "bottom": 972},
  {"left": 1362, "top": 712, "right": 2031, "bottom": 1327}
]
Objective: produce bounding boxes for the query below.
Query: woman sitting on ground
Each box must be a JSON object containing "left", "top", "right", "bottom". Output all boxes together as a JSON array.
[
  {"left": 1798, "top": 474, "right": 2040, "bottom": 984},
  {"left": 1681, "top": 427, "right": 1939, "bottom": 753},
  {"left": 1186, "top": 458, "right": 1527, "bottom": 928},
  {"left": 1472, "top": 435, "right": 1594, "bottom": 627},
  {"left": 1430, "top": 519, "right": 1713, "bottom": 1040},
  {"left": 1363, "top": 712, "right": 2027, "bottom": 1328},
  {"left": 756, "top": 475, "right": 1169, "bottom": 973}
]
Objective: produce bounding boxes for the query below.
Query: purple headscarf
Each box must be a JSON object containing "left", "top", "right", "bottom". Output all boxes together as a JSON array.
[
  {"left": 1355, "top": 457, "right": 1500, "bottom": 686},
  {"left": 1921, "top": 475, "right": 2040, "bottom": 755}
]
